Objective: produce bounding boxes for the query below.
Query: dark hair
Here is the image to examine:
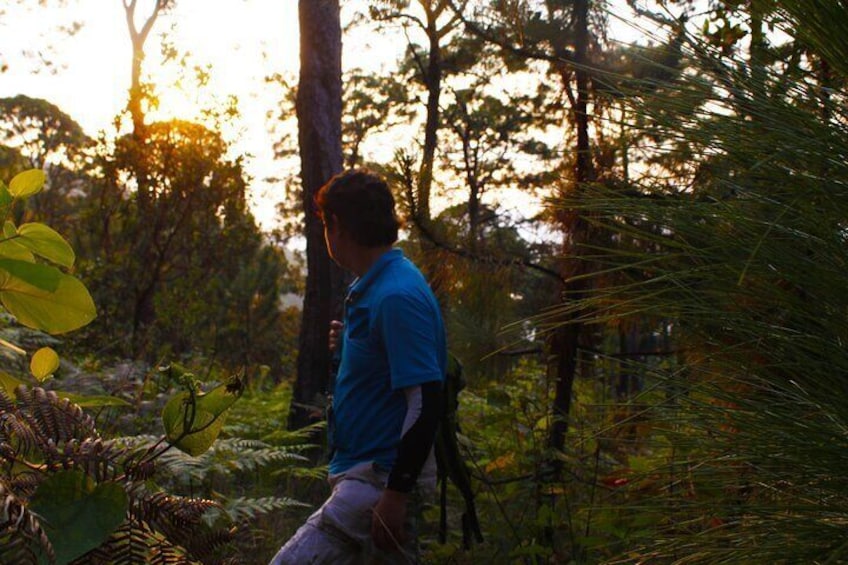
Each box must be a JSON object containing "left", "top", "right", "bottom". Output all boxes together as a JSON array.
[{"left": 315, "top": 169, "right": 402, "bottom": 247}]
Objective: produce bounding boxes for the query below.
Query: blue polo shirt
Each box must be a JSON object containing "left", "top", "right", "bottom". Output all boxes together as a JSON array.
[{"left": 329, "top": 248, "right": 446, "bottom": 476}]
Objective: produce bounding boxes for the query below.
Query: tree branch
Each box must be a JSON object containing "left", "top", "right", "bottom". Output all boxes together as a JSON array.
[
  {"left": 396, "top": 155, "right": 566, "bottom": 284},
  {"left": 445, "top": 0, "right": 575, "bottom": 65}
]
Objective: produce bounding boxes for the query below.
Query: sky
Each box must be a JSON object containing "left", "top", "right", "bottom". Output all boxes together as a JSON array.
[
  {"left": 0, "top": 0, "right": 650, "bottom": 231},
  {"left": 0, "top": 0, "right": 306, "bottom": 229}
]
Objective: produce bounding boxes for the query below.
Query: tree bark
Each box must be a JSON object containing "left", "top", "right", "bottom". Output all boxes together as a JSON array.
[
  {"left": 288, "top": 0, "right": 347, "bottom": 431},
  {"left": 122, "top": 0, "right": 169, "bottom": 355},
  {"left": 418, "top": 2, "right": 443, "bottom": 222},
  {"left": 548, "top": 0, "right": 595, "bottom": 458},
  {"left": 123, "top": 0, "right": 167, "bottom": 212}
]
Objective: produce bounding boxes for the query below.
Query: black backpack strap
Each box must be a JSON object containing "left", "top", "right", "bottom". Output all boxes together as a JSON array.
[{"left": 435, "top": 354, "right": 483, "bottom": 547}]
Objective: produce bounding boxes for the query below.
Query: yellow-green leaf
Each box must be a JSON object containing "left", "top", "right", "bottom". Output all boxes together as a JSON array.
[
  {"left": 162, "top": 377, "right": 243, "bottom": 456},
  {"left": 0, "top": 240, "right": 34, "bottom": 262},
  {"left": 54, "top": 390, "right": 132, "bottom": 408},
  {"left": 8, "top": 169, "right": 45, "bottom": 198},
  {"left": 0, "top": 221, "right": 33, "bottom": 262},
  {"left": 0, "top": 267, "right": 96, "bottom": 334},
  {"left": 0, "top": 370, "right": 25, "bottom": 398},
  {"left": 31, "top": 346, "right": 60, "bottom": 381},
  {"left": 162, "top": 392, "right": 226, "bottom": 457},
  {"left": 17, "top": 223, "right": 75, "bottom": 267},
  {"left": 0, "top": 258, "right": 60, "bottom": 292}
]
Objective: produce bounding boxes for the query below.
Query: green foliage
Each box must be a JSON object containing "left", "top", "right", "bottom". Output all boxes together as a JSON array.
[
  {"left": 0, "top": 376, "right": 251, "bottom": 563},
  {"left": 534, "top": 1, "right": 848, "bottom": 562},
  {"left": 29, "top": 470, "right": 128, "bottom": 565},
  {"left": 0, "top": 95, "right": 90, "bottom": 170},
  {"left": 160, "top": 366, "right": 244, "bottom": 457},
  {"left": 75, "top": 119, "right": 296, "bottom": 375},
  {"left": 0, "top": 170, "right": 94, "bottom": 337},
  {"left": 0, "top": 169, "right": 253, "bottom": 563},
  {"left": 120, "top": 384, "right": 322, "bottom": 560}
]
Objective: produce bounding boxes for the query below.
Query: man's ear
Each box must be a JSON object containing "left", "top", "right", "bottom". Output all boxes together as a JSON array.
[{"left": 328, "top": 213, "right": 345, "bottom": 235}]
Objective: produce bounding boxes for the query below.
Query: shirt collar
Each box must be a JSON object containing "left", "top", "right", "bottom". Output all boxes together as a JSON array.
[{"left": 347, "top": 248, "right": 403, "bottom": 303}]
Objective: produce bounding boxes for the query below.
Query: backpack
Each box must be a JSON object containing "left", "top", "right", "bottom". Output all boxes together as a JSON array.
[{"left": 434, "top": 354, "right": 484, "bottom": 548}]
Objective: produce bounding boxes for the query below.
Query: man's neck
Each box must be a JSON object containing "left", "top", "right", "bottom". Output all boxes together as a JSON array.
[{"left": 350, "top": 244, "right": 393, "bottom": 277}]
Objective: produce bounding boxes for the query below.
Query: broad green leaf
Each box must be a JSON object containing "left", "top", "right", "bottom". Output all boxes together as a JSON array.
[
  {"left": 0, "top": 370, "right": 25, "bottom": 398},
  {"left": 31, "top": 347, "right": 59, "bottom": 382},
  {"left": 17, "top": 223, "right": 75, "bottom": 268},
  {"left": 0, "top": 221, "right": 33, "bottom": 262},
  {"left": 0, "top": 181, "right": 11, "bottom": 212},
  {"left": 196, "top": 376, "right": 244, "bottom": 414},
  {"left": 162, "top": 378, "right": 243, "bottom": 456},
  {"left": 30, "top": 470, "right": 127, "bottom": 565},
  {"left": 162, "top": 392, "right": 226, "bottom": 457},
  {"left": 0, "top": 259, "right": 60, "bottom": 292},
  {"left": 0, "top": 239, "right": 35, "bottom": 262},
  {"left": 0, "top": 266, "right": 96, "bottom": 334},
  {"left": 54, "top": 390, "right": 132, "bottom": 408},
  {"left": 8, "top": 169, "right": 45, "bottom": 198}
]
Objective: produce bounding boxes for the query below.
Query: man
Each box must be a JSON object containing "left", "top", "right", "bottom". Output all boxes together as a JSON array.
[{"left": 270, "top": 169, "right": 446, "bottom": 564}]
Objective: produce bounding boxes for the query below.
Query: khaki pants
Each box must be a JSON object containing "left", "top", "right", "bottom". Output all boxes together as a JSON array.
[{"left": 269, "top": 462, "right": 420, "bottom": 565}]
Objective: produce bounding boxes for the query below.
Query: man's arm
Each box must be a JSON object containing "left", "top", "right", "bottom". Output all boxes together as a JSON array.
[
  {"left": 372, "top": 380, "right": 442, "bottom": 552},
  {"left": 387, "top": 381, "right": 442, "bottom": 491}
]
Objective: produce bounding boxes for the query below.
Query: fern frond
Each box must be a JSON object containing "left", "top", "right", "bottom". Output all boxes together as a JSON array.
[
  {"left": 0, "top": 480, "right": 54, "bottom": 564},
  {"left": 0, "top": 534, "right": 41, "bottom": 565},
  {"left": 228, "top": 448, "right": 309, "bottom": 473},
  {"left": 148, "top": 540, "right": 193, "bottom": 565},
  {"left": 151, "top": 447, "right": 215, "bottom": 481},
  {"left": 215, "top": 437, "right": 270, "bottom": 450},
  {"left": 62, "top": 437, "right": 126, "bottom": 482},
  {"left": 79, "top": 520, "right": 166, "bottom": 565},
  {"left": 17, "top": 387, "right": 98, "bottom": 444},
  {"left": 0, "top": 387, "right": 14, "bottom": 414},
  {"left": 9, "top": 387, "right": 100, "bottom": 473},
  {"left": 261, "top": 419, "right": 326, "bottom": 446},
  {"left": 150, "top": 438, "right": 310, "bottom": 486},
  {"left": 131, "top": 490, "right": 220, "bottom": 542},
  {"left": 223, "top": 496, "right": 310, "bottom": 522},
  {"left": 8, "top": 471, "right": 40, "bottom": 499},
  {"left": 0, "top": 409, "right": 39, "bottom": 457},
  {"left": 271, "top": 464, "right": 327, "bottom": 481},
  {"left": 179, "top": 524, "right": 237, "bottom": 563}
]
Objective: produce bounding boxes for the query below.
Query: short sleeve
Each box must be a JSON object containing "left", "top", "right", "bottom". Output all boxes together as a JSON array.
[{"left": 378, "top": 292, "right": 444, "bottom": 390}]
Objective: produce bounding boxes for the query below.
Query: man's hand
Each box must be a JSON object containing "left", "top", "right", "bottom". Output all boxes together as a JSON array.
[
  {"left": 371, "top": 488, "right": 408, "bottom": 553},
  {"left": 329, "top": 320, "right": 343, "bottom": 352}
]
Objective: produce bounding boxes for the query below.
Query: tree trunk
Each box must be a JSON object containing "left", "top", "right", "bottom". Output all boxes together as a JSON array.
[
  {"left": 548, "top": 0, "right": 595, "bottom": 459},
  {"left": 122, "top": 0, "right": 167, "bottom": 355},
  {"left": 418, "top": 7, "right": 442, "bottom": 222},
  {"left": 288, "top": 0, "right": 347, "bottom": 431},
  {"left": 123, "top": 0, "right": 166, "bottom": 212}
]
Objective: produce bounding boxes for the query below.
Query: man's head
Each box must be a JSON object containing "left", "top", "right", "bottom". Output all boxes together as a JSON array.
[{"left": 315, "top": 169, "right": 402, "bottom": 248}]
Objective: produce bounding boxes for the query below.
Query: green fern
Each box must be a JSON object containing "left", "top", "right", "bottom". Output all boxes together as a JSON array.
[
  {"left": 0, "top": 387, "right": 244, "bottom": 564},
  {"left": 222, "top": 496, "right": 310, "bottom": 523}
]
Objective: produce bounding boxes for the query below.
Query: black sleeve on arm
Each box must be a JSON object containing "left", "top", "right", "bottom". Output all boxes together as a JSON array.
[{"left": 386, "top": 380, "right": 443, "bottom": 493}]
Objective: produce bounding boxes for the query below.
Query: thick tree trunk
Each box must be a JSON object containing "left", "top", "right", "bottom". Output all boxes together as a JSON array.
[
  {"left": 548, "top": 0, "right": 595, "bottom": 458},
  {"left": 288, "top": 0, "right": 347, "bottom": 431}
]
